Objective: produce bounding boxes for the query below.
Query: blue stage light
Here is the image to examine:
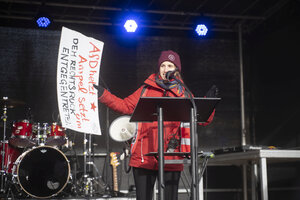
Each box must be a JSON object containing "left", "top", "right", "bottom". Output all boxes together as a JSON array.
[
  {"left": 195, "top": 24, "right": 208, "bottom": 36},
  {"left": 36, "top": 17, "right": 51, "bottom": 28},
  {"left": 124, "top": 19, "right": 138, "bottom": 32}
]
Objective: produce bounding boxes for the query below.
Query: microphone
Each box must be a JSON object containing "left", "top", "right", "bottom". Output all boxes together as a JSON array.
[{"left": 165, "top": 70, "right": 177, "bottom": 80}]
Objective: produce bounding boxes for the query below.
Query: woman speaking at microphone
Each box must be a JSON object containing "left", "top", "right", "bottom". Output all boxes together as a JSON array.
[{"left": 95, "top": 50, "right": 215, "bottom": 200}]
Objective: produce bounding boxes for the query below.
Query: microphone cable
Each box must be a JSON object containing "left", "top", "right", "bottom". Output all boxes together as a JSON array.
[{"left": 166, "top": 71, "right": 197, "bottom": 120}]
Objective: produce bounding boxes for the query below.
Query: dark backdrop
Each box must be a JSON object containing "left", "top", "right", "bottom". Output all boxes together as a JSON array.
[
  {"left": 0, "top": 27, "right": 243, "bottom": 199},
  {"left": 1, "top": 12, "right": 300, "bottom": 198},
  {"left": 246, "top": 6, "right": 300, "bottom": 149},
  {"left": 0, "top": 26, "right": 241, "bottom": 153}
]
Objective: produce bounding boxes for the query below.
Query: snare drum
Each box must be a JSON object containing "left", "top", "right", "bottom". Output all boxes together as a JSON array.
[
  {"left": 0, "top": 142, "right": 21, "bottom": 173},
  {"left": 12, "top": 146, "right": 70, "bottom": 199},
  {"left": 46, "top": 123, "right": 66, "bottom": 146},
  {"left": 9, "top": 120, "right": 35, "bottom": 148}
]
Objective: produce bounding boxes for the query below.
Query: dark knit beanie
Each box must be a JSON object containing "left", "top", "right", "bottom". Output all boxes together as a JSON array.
[{"left": 158, "top": 50, "right": 181, "bottom": 72}]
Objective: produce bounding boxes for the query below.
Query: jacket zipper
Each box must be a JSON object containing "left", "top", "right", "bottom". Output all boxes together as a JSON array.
[{"left": 141, "top": 138, "right": 144, "bottom": 163}]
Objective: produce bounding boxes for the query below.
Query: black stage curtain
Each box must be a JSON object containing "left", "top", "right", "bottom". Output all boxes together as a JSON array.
[{"left": 0, "top": 26, "right": 241, "bottom": 152}]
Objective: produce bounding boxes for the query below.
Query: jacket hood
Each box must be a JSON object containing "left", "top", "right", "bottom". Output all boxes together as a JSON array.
[{"left": 143, "top": 73, "right": 159, "bottom": 88}]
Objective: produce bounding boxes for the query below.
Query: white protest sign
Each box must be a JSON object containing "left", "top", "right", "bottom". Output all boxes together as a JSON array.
[{"left": 57, "top": 27, "right": 103, "bottom": 135}]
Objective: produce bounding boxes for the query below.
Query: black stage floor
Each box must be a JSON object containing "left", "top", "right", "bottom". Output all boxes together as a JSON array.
[
  {"left": 1, "top": 191, "right": 136, "bottom": 200},
  {"left": 2, "top": 196, "right": 136, "bottom": 200},
  {"left": 3, "top": 198, "right": 136, "bottom": 200}
]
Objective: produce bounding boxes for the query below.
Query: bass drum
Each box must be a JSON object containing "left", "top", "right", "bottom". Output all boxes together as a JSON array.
[{"left": 13, "top": 146, "right": 70, "bottom": 199}]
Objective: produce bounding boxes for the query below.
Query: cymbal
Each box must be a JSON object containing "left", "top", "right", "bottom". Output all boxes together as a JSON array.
[{"left": 0, "top": 97, "right": 25, "bottom": 108}]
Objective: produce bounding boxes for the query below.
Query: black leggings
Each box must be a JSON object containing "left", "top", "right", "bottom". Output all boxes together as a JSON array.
[{"left": 133, "top": 167, "right": 181, "bottom": 200}]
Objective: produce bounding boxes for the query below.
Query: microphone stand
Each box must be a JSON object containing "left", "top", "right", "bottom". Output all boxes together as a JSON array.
[
  {"left": 172, "top": 75, "right": 215, "bottom": 200},
  {"left": 171, "top": 75, "right": 200, "bottom": 200},
  {"left": 82, "top": 132, "right": 89, "bottom": 196},
  {"left": 169, "top": 73, "right": 197, "bottom": 115}
]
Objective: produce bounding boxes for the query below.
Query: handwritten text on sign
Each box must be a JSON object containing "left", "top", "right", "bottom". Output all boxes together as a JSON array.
[{"left": 57, "top": 27, "right": 103, "bottom": 135}]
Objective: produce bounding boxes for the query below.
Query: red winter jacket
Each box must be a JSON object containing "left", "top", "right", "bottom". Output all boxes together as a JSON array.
[{"left": 99, "top": 73, "right": 215, "bottom": 171}]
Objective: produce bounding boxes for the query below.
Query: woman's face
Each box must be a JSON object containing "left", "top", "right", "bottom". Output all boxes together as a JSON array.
[{"left": 159, "top": 61, "right": 176, "bottom": 80}]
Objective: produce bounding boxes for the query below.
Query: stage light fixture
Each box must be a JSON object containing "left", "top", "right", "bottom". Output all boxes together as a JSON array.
[
  {"left": 124, "top": 19, "right": 138, "bottom": 32},
  {"left": 36, "top": 17, "right": 51, "bottom": 28},
  {"left": 195, "top": 24, "right": 208, "bottom": 36}
]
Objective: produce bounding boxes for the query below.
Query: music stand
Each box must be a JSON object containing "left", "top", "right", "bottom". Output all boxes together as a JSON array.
[{"left": 130, "top": 97, "right": 220, "bottom": 200}]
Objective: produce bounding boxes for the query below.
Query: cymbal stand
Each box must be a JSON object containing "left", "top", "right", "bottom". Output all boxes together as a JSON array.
[
  {"left": 81, "top": 132, "right": 93, "bottom": 196},
  {"left": 82, "top": 132, "right": 88, "bottom": 195},
  {"left": 88, "top": 133, "right": 92, "bottom": 173},
  {"left": 0, "top": 97, "right": 8, "bottom": 193},
  {"left": 81, "top": 133, "right": 108, "bottom": 197}
]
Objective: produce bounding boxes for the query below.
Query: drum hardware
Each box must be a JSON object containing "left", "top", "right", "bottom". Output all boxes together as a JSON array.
[
  {"left": 32, "top": 122, "right": 48, "bottom": 146},
  {"left": 86, "top": 161, "right": 108, "bottom": 190},
  {"left": 82, "top": 132, "right": 93, "bottom": 196},
  {"left": 77, "top": 133, "right": 109, "bottom": 197},
  {"left": 0, "top": 99, "right": 75, "bottom": 198},
  {"left": 60, "top": 137, "right": 74, "bottom": 153},
  {"left": 0, "top": 99, "right": 23, "bottom": 197},
  {"left": 0, "top": 97, "right": 25, "bottom": 193},
  {"left": 1, "top": 97, "right": 10, "bottom": 193},
  {"left": 75, "top": 163, "right": 109, "bottom": 197},
  {"left": 31, "top": 122, "right": 68, "bottom": 147},
  {"left": 0, "top": 98, "right": 109, "bottom": 198}
]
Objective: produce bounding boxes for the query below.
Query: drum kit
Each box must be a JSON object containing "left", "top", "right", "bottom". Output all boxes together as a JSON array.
[{"left": 0, "top": 97, "right": 107, "bottom": 199}]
